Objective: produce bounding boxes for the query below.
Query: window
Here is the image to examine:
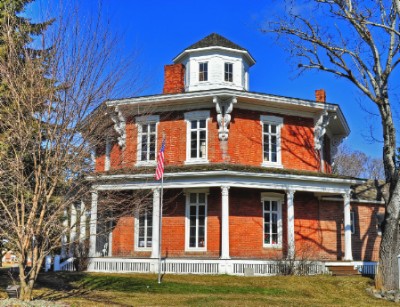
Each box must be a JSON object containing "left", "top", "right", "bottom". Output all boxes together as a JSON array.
[
  {"left": 350, "top": 211, "right": 355, "bottom": 234},
  {"left": 376, "top": 213, "right": 384, "bottom": 236},
  {"left": 185, "top": 191, "right": 208, "bottom": 250},
  {"left": 224, "top": 63, "right": 233, "bottom": 82},
  {"left": 261, "top": 115, "right": 283, "bottom": 167},
  {"left": 184, "top": 111, "right": 209, "bottom": 164},
  {"left": 199, "top": 62, "right": 208, "bottom": 81},
  {"left": 135, "top": 208, "right": 153, "bottom": 250},
  {"left": 105, "top": 137, "right": 111, "bottom": 171},
  {"left": 262, "top": 193, "right": 283, "bottom": 248},
  {"left": 136, "top": 115, "right": 159, "bottom": 165}
]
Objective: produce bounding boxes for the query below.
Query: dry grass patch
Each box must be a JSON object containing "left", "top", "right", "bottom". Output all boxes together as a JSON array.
[{"left": 0, "top": 269, "right": 393, "bottom": 306}]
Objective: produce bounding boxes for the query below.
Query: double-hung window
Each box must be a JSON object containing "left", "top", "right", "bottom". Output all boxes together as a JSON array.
[
  {"left": 224, "top": 63, "right": 233, "bottom": 82},
  {"left": 261, "top": 115, "right": 283, "bottom": 167},
  {"left": 184, "top": 111, "right": 209, "bottom": 164},
  {"left": 136, "top": 115, "right": 159, "bottom": 165},
  {"left": 135, "top": 208, "right": 153, "bottom": 250},
  {"left": 262, "top": 193, "right": 283, "bottom": 248},
  {"left": 185, "top": 191, "right": 208, "bottom": 250},
  {"left": 199, "top": 62, "right": 208, "bottom": 81}
]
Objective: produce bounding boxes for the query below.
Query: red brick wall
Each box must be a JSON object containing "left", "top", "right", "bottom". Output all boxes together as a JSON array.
[
  {"left": 348, "top": 203, "right": 383, "bottom": 261},
  {"left": 160, "top": 188, "right": 221, "bottom": 257},
  {"left": 110, "top": 189, "right": 383, "bottom": 261},
  {"left": 318, "top": 201, "right": 383, "bottom": 261},
  {"left": 112, "top": 216, "right": 134, "bottom": 256},
  {"left": 124, "top": 118, "right": 138, "bottom": 167},
  {"left": 95, "top": 142, "right": 106, "bottom": 172},
  {"left": 229, "top": 188, "right": 285, "bottom": 258},
  {"left": 96, "top": 108, "right": 322, "bottom": 172}
]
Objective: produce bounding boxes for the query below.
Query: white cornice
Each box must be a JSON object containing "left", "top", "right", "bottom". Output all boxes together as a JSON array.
[{"left": 107, "top": 89, "right": 336, "bottom": 111}]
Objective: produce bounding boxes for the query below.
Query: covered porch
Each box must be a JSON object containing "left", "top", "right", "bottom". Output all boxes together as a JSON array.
[{"left": 86, "top": 168, "right": 362, "bottom": 267}]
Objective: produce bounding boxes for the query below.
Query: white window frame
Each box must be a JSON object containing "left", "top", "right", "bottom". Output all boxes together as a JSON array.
[
  {"left": 261, "top": 192, "right": 283, "bottom": 248},
  {"left": 136, "top": 115, "right": 159, "bottom": 166},
  {"left": 184, "top": 111, "right": 210, "bottom": 164},
  {"left": 199, "top": 62, "right": 208, "bottom": 82},
  {"left": 260, "top": 115, "right": 283, "bottom": 168},
  {"left": 134, "top": 208, "right": 153, "bottom": 251},
  {"left": 185, "top": 189, "right": 209, "bottom": 252},
  {"left": 224, "top": 62, "right": 233, "bottom": 82}
]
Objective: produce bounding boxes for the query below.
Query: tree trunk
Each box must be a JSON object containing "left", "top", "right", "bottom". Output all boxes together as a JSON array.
[
  {"left": 19, "top": 284, "right": 34, "bottom": 301},
  {"left": 376, "top": 179, "right": 400, "bottom": 290}
]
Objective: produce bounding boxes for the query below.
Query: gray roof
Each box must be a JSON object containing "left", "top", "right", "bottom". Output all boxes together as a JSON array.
[
  {"left": 351, "top": 180, "right": 386, "bottom": 202},
  {"left": 185, "top": 33, "right": 247, "bottom": 52},
  {"left": 174, "top": 33, "right": 255, "bottom": 64}
]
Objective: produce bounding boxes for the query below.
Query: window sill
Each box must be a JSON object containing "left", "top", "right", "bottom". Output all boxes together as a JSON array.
[
  {"left": 261, "top": 162, "right": 283, "bottom": 168},
  {"left": 184, "top": 160, "right": 209, "bottom": 165},
  {"left": 263, "top": 244, "right": 282, "bottom": 249},
  {"left": 135, "top": 248, "right": 152, "bottom": 252},
  {"left": 136, "top": 161, "right": 157, "bottom": 167},
  {"left": 185, "top": 248, "right": 207, "bottom": 252}
]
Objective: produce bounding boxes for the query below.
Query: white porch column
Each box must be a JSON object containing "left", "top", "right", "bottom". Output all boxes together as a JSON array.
[
  {"left": 151, "top": 188, "right": 161, "bottom": 259},
  {"left": 79, "top": 201, "right": 86, "bottom": 243},
  {"left": 343, "top": 191, "right": 353, "bottom": 261},
  {"left": 221, "top": 186, "right": 230, "bottom": 260},
  {"left": 89, "top": 191, "right": 98, "bottom": 257},
  {"left": 286, "top": 189, "right": 296, "bottom": 259},
  {"left": 61, "top": 209, "right": 68, "bottom": 258},
  {"left": 69, "top": 204, "right": 77, "bottom": 257}
]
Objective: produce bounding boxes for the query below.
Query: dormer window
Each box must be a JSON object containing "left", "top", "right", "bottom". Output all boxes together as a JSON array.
[
  {"left": 199, "top": 62, "right": 208, "bottom": 81},
  {"left": 224, "top": 63, "right": 233, "bottom": 82}
]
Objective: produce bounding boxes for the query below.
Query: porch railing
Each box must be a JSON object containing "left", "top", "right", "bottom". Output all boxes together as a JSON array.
[{"left": 86, "top": 257, "right": 329, "bottom": 276}]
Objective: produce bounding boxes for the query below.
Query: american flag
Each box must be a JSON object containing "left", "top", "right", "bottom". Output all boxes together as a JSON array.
[{"left": 155, "top": 138, "right": 166, "bottom": 180}]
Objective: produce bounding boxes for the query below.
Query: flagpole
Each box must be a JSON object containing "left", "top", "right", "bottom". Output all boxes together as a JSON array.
[
  {"left": 157, "top": 174, "right": 163, "bottom": 284},
  {"left": 155, "top": 135, "right": 165, "bottom": 284}
]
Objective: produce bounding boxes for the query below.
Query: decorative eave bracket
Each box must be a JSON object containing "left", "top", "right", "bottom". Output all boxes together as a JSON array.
[
  {"left": 314, "top": 111, "right": 331, "bottom": 151},
  {"left": 213, "top": 96, "right": 237, "bottom": 141},
  {"left": 110, "top": 106, "right": 126, "bottom": 149}
]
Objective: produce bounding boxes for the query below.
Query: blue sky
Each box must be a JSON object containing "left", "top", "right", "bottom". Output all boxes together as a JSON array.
[{"left": 27, "top": 0, "right": 389, "bottom": 158}]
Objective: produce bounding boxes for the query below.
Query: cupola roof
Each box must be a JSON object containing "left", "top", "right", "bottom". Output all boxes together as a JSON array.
[{"left": 173, "top": 33, "right": 255, "bottom": 65}]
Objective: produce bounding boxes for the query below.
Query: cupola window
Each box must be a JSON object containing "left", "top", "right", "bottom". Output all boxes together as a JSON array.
[
  {"left": 224, "top": 63, "right": 233, "bottom": 82},
  {"left": 199, "top": 62, "right": 208, "bottom": 81}
]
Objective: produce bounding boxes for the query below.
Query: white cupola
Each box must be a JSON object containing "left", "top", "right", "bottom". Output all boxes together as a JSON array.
[{"left": 172, "top": 33, "right": 255, "bottom": 92}]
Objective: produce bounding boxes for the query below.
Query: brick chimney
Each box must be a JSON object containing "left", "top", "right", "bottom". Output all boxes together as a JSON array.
[
  {"left": 163, "top": 64, "right": 185, "bottom": 94},
  {"left": 315, "top": 89, "right": 326, "bottom": 103}
]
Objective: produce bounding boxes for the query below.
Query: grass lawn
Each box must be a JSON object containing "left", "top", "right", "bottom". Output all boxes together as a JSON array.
[{"left": 0, "top": 268, "right": 392, "bottom": 306}]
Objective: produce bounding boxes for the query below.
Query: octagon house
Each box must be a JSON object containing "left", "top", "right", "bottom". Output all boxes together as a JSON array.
[{"left": 82, "top": 33, "right": 384, "bottom": 276}]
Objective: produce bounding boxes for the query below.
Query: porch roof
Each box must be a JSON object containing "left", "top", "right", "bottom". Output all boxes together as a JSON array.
[{"left": 88, "top": 163, "right": 364, "bottom": 195}]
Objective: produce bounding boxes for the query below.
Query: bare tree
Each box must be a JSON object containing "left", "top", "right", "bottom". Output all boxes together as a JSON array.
[
  {"left": 333, "top": 143, "right": 385, "bottom": 179},
  {"left": 0, "top": 3, "right": 146, "bottom": 301},
  {"left": 264, "top": 0, "right": 400, "bottom": 290}
]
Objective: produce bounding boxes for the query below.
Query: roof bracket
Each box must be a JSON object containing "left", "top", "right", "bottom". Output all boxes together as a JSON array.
[
  {"left": 314, "top": 111, "right": 330, "bottom": 151},
  {"left": 214, "top": 96, "right": 237, "bottom": 141}
]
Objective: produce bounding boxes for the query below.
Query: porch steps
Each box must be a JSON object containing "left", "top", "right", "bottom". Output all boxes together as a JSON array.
[{"left": 326, "top": 265, "right": 361, "bottom": 276}]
